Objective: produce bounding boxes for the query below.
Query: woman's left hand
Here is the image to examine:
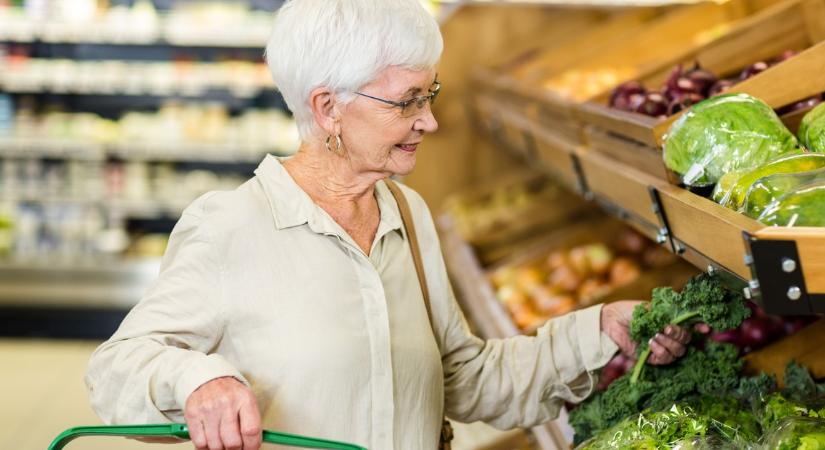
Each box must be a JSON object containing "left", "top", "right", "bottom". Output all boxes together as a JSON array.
[{"left": 600, "top": 300, "right": 692, "bottom": 365}]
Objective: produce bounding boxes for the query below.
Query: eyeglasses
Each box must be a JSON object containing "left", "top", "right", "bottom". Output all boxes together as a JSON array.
[{"left": 355, "top": 79, "right": 441, "bottom": 118}]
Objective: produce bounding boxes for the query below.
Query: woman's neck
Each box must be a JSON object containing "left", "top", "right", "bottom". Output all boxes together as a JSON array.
[{"left": 283, "top": 143, "right": 385, "bottom": 208}]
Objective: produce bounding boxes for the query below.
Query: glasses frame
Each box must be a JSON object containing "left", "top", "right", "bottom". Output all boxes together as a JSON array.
[{"left": 355, "top": 79, "right": 441, "bottom": 117}]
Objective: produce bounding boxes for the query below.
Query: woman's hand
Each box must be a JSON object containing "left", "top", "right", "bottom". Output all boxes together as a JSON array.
[
  {"left": 184, "top": 376, "right": 262, "bottom": 450},
  {"left": 600, "top": 301, "right": 692, "bottom": 365}
]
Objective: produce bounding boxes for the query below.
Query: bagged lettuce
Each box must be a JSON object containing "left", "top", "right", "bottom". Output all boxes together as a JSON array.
[
  {"left": 712, "top": 152, "right": 825, "bottom": 211},
  {"left": 799, "top": 102, "right": 825, "bottom": 152},
  {"left": 664, "top": 93, "right": 798, "bottom": 187},
  {"left": 744, "top": 168, "right": 825, "bottom": 218},
  {"left": 758, "top": 181, "right": 825, "bottom": 227}
]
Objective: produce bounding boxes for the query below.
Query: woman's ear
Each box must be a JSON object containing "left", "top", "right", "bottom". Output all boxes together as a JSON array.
[{"left": 309, "top": 86, "right": 340, "bottom": 136}]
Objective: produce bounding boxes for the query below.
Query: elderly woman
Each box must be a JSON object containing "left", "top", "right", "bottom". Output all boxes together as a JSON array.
[{"left": 85, "top": 1, "right": 692, "bottom": 449}]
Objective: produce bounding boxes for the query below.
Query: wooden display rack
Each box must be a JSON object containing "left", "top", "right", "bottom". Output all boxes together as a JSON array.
[
  {"left": 473, "top": 23, "right": 825, "bottom": 316},
  {"left": 578, "top": 0, "right": 825, "bottom": 149},
  {"left": 473, "top": 0, "right": 777, "bottom": 155}
]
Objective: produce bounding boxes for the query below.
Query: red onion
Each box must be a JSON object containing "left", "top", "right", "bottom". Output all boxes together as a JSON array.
[
  {"left": 740, "top": 61, "right": 769, "bottom": 80},
  {"left": 635, "top": 92, "right": 668, "bottom": 117},
  {"left": 708, "top": 79, "right": 736, "bottom": 97},
  {"left": 609, "top": 81, "right": 647, "bottom": 110}
]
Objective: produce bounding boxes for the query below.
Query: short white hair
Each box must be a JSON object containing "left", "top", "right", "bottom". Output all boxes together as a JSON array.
[{"left": 265, "top": 0, "right": 443, "bottom": 140}]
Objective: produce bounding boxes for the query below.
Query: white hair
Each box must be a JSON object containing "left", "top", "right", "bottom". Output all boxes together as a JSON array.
[{"left": 265, "top": 0, "right": 443, "bottom": 140}]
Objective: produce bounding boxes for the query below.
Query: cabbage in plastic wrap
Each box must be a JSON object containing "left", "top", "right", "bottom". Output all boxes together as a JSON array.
[
  {"left": 799, "top": 102, "right": 825, "bottom": 153},
  {"left": 663, "top": 93, "right": 798, "bottom": 187},
  {"left": 758, "top": 181, "right": 825, "bottom": 227},
  {"left": 760, "top": 417, "right": 825, "bottom": 450},
  {"left": 743, "top": 168, "right": 825, "bottom": 218},
  {"left": 712, "top": 152, "right": 825, "bottom": 211}
]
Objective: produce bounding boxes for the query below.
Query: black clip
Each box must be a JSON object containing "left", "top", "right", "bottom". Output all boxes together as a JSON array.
[
  {"left": 570, "top": 152, "right": 592, "bottom": 200},
  {"left": 647, "top": 186, "right": 681, "bottom": 254}
]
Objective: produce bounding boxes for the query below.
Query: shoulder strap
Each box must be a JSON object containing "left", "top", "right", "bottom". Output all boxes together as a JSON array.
[
  {"left": 385, "top": 179, "right": 454, "bottom": 450},
  {"left": 384, "top": 179, "right": 435, "bottom": 337}
]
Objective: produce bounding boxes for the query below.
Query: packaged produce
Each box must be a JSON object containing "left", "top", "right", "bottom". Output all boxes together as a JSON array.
[
  {"left": 760, "top": 417, "right": 825, "bottom": 450},
  {"left": 664, "top": 93, "right": 799, "bottom": 187},
  {"left": 574, "top": 405, "right": 721, "bottom": 450},
  {"left": 712, "top": 152, "right": 825, "bottom": 211},
  {"left": 743, "top": 168, "right": 825, "bottom": 218},
  {"left": 758, "top": 181, "right": 825, "bottom": 227},
  {"left": 799, "top": 102, "right": 825, "bottom": 153}
]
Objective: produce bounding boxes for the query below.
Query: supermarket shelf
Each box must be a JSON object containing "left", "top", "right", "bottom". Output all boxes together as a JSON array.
[
  {"left": 4, "top": 195, "right": 192, "bottom": 219},
  {"left": 0, "top": 13, "right": 271, "bottom": 49},
  {"left": 0, "top": 257, "right": 160, "bottom": 309},
  {"left": 0, "top": 136, "right": 288, "bottom": 163},
  {"left": 0, "top": 82, "right": 273, "bottom": 100},
  {"left": 0, "top": 59, "right": 275, "bottom": 99}
]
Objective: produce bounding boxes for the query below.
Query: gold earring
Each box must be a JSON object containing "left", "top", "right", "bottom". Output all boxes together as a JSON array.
[{"left": 325, "top": 134, "right": 343, "bottom": 154}]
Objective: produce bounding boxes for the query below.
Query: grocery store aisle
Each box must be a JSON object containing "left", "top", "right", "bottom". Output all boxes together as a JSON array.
[{"left": 1, "top": 339, "right": 527, "bottom": 450}]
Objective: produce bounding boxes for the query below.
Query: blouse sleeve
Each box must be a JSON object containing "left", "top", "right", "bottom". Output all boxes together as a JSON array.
[{"left": 85, "top": 195, "right": 248, "bottom": 424}]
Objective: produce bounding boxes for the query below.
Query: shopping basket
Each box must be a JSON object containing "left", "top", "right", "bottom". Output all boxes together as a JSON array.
[{"left": 47, "top": 423, "right": 367, "bottom": 450}]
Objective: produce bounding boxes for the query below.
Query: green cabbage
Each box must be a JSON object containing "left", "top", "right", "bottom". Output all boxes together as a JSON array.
[
  {"left": 712, "top": 152, "right": 825, "bottom": 211},
  {"left": 799, "top": 102, "right": 825, "bottom": 152},
  {"left": 758, "top": 181, "right": 825, "bottom": 227},
  {"left": 663, "top": 93, "right": 798, "bottom": 187}
]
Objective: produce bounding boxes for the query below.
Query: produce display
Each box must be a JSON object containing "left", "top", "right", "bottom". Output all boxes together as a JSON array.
[
  {"left": 798, "top": 102, "right": 825, "bottom": 153},
  {"left": 607, "top": 51, "right": 813, "bottom": 119},
  {"left": 599, "top": 301, "right": 815, "bottom": 391},
  {"left": 663, "top": 93, "right": 799, "bottom": 187},
  {"left": 758, "top": 182, "right": 825, "bottom": 227},
  {"left": 680, "top": 101, "right": 825, "bottom": 227},
  {"left": 712, "top": 152, "right": 825, "bottom": 212},
  {"left": 743, "top": 169, "right": 825, "bottom": 219},
  {"left": 570, "top": 274, "right": 825, "bottom": 448},
  {"left": 490, "top": 228, "right": 676, "bottom": 331}
]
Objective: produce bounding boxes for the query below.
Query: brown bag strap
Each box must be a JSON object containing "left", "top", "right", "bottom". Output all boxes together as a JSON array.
[
  {"left": 384, "top": 179, "right": 435, "bottom": 337},
  {"left": 384, "top": 179, "right": 453, "bottom": 450}
]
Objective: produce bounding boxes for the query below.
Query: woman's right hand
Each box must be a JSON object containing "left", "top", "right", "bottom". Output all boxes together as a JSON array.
[{"left": 184, "top": 376, "right": 262, "bottom": 450}]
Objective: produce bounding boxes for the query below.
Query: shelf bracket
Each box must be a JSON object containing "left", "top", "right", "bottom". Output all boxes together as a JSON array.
[
  {"left": 742, "top": 231, "right": 815, "bottom": 315},
  {"left": 647, "top": 186, "right": 681, "bottom": 255},
  {"left": 569, "top": 153, "right": 592, "bottom": 200}
]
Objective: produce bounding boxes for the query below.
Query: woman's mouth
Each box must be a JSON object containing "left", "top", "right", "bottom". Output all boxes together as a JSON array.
[{"left": 395, "top": 143, "right": 419, "bottom": 153}]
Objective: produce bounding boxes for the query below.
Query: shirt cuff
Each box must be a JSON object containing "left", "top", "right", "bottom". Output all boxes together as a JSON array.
[
  {"left": 174, "top": 353, "right": 249, "bottom": 408},
  {"left": 574, "top": 304, "right": 619, "bottom": 372}
]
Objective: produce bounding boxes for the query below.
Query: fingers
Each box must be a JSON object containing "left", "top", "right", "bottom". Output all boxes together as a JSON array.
[
  {"left": 204, "top": 413, "right": 224, "bottom": 450},
  {"left": 239, "top": 399, "right": 263, "bottom": 450},
  {"left": 219, "top": 411, "right": 243, "bottom": 450},
  {"left": 665, "top": 324, "right": 691, "bottom": 345},
  {"left": 695, "top": 323, "right": 711, "bottom": 334},
  {"left": 648, "top": 332, "right": 687, "bottom": 365},
  {"left": 186, "top": 419, "right": 208, "bottom": 450}
]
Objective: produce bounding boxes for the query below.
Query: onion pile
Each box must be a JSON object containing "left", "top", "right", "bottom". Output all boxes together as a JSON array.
[{"left": 608, "top": 51, "right": 820, "bottom": 118}]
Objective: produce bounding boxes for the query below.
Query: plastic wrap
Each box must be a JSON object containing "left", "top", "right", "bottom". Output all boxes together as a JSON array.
[
  {"left": 712, "top": 152, "right": 825, "bottom": 211},
  {"left": 758, "top": 417, "right": 825, "bottom": 450},
  {"left": 799, "top": 102, "right": 825, "bottom": 153},
  {"left": 574, "top": 404, "right": 756, "bottom": 450},
  {"left": 757, "top": 180, "right": 825, "bottom": 227},
  {"left": 743, "top": 168, "right": 825, "bottom": 218},
  {"left": 663, "top": 93, "right": 798, "bottom": 187}
]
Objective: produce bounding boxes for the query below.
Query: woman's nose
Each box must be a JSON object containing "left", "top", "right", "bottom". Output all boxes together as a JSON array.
[{"left": 414, "top": 107, "right": 438, "bottom": 133}]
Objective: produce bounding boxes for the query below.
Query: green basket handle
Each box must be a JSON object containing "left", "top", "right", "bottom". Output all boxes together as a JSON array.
[{"left": 48, "top": 423, "right": 367, "bottom": 450}]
